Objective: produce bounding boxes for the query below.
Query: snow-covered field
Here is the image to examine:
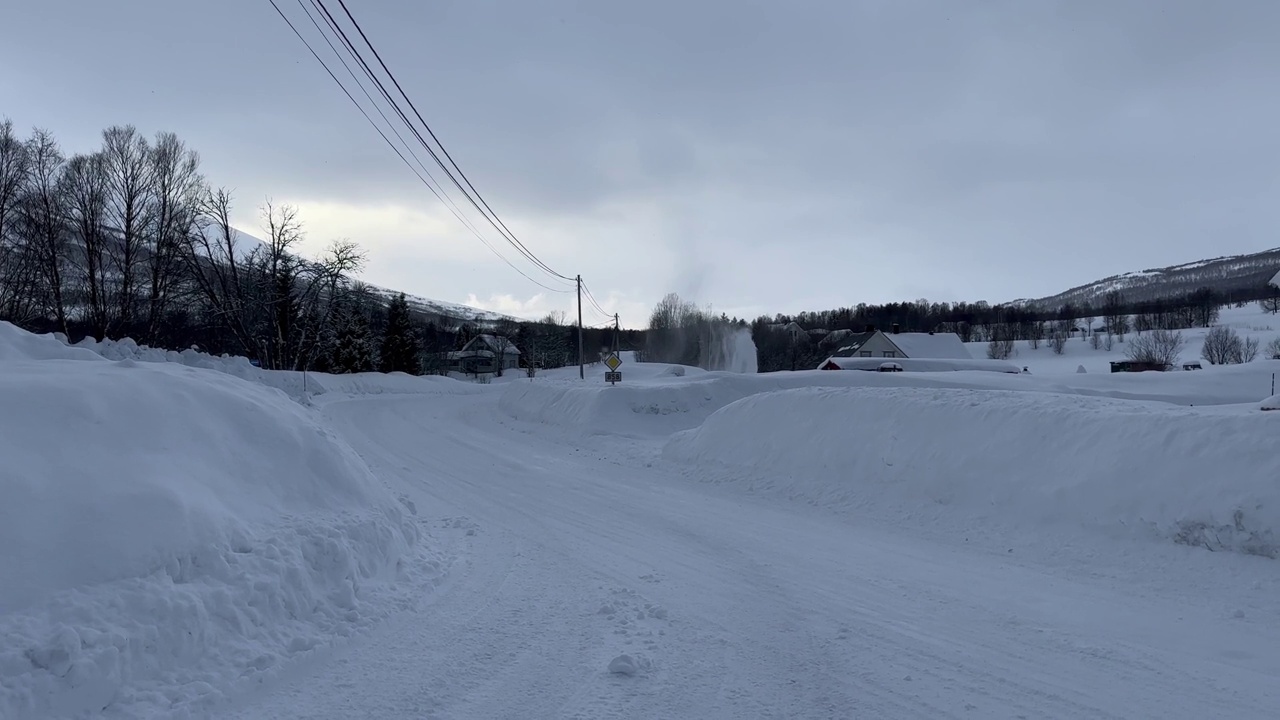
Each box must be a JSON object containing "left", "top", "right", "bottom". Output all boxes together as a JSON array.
[
  {"left": 966, "top": 303, "right": 1280, "bottom": 376},
  {"left": 4, "top": 307, "right": 1280, "bottom": 718}
]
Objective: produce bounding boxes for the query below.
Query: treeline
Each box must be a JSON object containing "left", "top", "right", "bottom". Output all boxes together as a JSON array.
[
  {"left": 750, "top": 283, "right": 1280, "bottom": 372},
  {"left": 0, "top": 118, "right": 627, "bottom": 375}
]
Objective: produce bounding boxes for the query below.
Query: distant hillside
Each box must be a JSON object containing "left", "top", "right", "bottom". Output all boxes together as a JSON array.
[
  {"left": 364, "top": 286, "right": 514, "bottom": 326},
  {"left": 226, "top": 227, "right": 513, "bottom": 326},
  {"left": 1011, "top": 247, "right": 1280, "bottom": 310}
]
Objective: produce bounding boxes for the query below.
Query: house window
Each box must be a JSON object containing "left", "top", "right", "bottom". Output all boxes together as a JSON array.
[
  {"left": 882, "top": 351, "right": 896, "bottom": 358},
  {"left": 860, "top": 351, "right": 872, "bottom": 357}
]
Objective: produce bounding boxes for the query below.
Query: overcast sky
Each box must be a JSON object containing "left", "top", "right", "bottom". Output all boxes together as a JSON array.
[{"left": 3, "top": 0, "right": 1278, "bottom": 326}]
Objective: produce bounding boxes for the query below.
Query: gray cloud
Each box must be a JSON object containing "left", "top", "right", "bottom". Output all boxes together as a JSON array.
[{"left": 3, "top": 0, "right": 1279, "bottom": 321}]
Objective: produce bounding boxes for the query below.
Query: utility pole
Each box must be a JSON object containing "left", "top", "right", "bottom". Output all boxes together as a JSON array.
[
  {"left": 577, "top": 274, "right": 584, "bottom": 379},
  {"left": 613, "top": 313, "right": 620, "bottom": 356}
]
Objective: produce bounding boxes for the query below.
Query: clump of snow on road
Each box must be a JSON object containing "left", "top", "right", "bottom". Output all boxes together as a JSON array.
[
  {"left": 0, "top": 323, "right": 435, "bottom": 719},
  {"left": 664, "top": 386, "right": 1280, "bottom": 555}
]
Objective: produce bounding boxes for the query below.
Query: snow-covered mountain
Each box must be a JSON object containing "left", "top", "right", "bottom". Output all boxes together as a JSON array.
[
  {"left": 224, "top": 226, "right": 514, "bottom": 325},
  {"left": 1010, "top": 246, "right": 1280, "bottom": 310}
]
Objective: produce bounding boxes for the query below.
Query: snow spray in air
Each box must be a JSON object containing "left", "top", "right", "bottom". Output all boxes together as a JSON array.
[{"left": 701, "top": 325, "right": 759, "bottom": 374}]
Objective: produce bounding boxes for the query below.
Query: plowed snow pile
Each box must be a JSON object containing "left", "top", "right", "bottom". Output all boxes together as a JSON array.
[
  {"left": 664, "top": 386, "right": 1280, "bottom": 555},
  {"left": 0, "top": 323, "right": 434, "bottom": 719}
]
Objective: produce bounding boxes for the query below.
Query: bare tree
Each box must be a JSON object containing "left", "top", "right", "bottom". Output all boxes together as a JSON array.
[
  {"left": 259, "top": 200, "right": 306, "bottom": 370},
  {"left": 0, "top": 119, "right": 40, "bottom": 324},
  {"left": 101, "top": 125, "right": 153, "bottom": 330},
  {"left": 298, "top": 238, "right": 367, "bottom": 369},
  {"left": 18, "top": 129, "right": 69, "bottom": 335},
  {"left": 1241, "top": 335, "right": 1260, "bottom": 363},
  {"left": 1090, "top": 331, "right": 1101, "bottom": 350},
  {"left": 144, "top": 131, "right": 203, "bottom": 342},
  {"left": 1201, "top": 325, "right": 1238, "bottom": 365},
  {"left": 184, "top": 187, "right": 259, "bottom": 356},
  {"left": 60, "top": 152, "right": 112, "bottom": 337},
  {"left": 1026, "top": 325, "right": 1041, "bottom": 350},
  {"left": 1267, "top": 336, "right": 1280, "bottom": 360},
  {"left": 1126, "top": 327, "right": 1184, "bottom": 369},
  {"left": 1102, "top": 291, "right": 1128, "bottom": 342},
  {"left": 987, "top": 331, "right": 1014, "bottom": 360},
  {"left": 1201, "top": 326, "right": 1259, "bottom": 365},
  {"left": 1049, "top": 331, "right": 1067, "bottom": 355}
]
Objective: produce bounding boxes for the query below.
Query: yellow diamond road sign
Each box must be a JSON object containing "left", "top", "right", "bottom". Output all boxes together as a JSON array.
[{"left": 604, "top": 353, "right": 622, "bottom": 371}]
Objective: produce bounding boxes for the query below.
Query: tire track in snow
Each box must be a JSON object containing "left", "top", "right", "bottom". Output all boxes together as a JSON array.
[{"left": 222, "top": 392, "right": 1280, "bottom": 719}]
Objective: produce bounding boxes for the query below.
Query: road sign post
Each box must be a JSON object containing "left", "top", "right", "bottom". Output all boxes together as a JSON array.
[{"left": 604, "top": 352, "right": 622, "bottom": 384}]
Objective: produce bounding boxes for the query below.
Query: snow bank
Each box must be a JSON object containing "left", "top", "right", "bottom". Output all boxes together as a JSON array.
[
  {"left": 0, "top": 331, "right": 435, "bottom": 718},
  {"left": 0, "top": 322, "right": 478, "bottom": 403},
  {"left": 664, "top": 387, "right": 1280, "bottom": 556},
  {"left": 498, "top": 370, "right": 1031, "bottom": 437},
  {"left": 498, "top": 380, "right": 716, "bottom": 437},
  {"left": 0, "top": 324, "right": 102, "bottom": 362}
]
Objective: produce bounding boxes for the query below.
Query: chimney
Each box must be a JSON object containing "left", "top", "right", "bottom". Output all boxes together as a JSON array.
[
  {"left": 892, "top": 323, "right": 900, "bottom": 334},
  {"left": 865, "top": 323, "right": 875, "bottom": 333}
]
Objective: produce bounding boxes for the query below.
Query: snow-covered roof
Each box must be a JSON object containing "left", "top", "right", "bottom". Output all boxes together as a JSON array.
[
  {"left": 469, "top": 334, "right": 521, "bottom": 355},
  {"left": 886, "top": 332, "right": 972, "bottom": 360},
  {"left": 832, "top": 331, "right": 876, "bottom": 356},
  {"left": 446, "top": 349, "right": 495, "bottom": 360},
  {"left": 818, "top": 356, "right": 1020, "bottom": 373},
  {"left": 1269, "top": 268, "right": 1280, "bottom": 289}
]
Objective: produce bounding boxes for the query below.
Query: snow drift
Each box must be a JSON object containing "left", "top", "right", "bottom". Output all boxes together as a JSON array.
[
  {"left": 1, "top": 323, "right": 475, "bottom": 406},
  {"left": 0, "top": 328, "right": 435, "bottom": 719},
  {"left": 664, "top": 386, "right": 1280, "bottom": 556}
]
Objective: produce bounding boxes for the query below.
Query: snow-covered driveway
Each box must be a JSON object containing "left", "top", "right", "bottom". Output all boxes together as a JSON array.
[{"left": 221, "top": 391, "right": 1280, "bottom": 719}]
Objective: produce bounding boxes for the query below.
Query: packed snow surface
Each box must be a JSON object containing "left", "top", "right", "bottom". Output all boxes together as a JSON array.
[{"left": 5, "top": 307, "right": 1280, "bottom": 718}]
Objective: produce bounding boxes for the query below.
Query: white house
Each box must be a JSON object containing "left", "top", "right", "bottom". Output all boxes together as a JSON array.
[
  {"left": 767, "top": 321, "right": 809, "bottom": 344},
  {"left": 827, "top": 327, "right": 972, "bottom": 362},
  {"left": 447, "top": 334, "right": 521, "bottom": 374}
]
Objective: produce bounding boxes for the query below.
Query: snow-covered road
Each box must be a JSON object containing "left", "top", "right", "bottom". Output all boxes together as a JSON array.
[{"left": 222, "top": 391, "right": 1280, "bottom": 719}]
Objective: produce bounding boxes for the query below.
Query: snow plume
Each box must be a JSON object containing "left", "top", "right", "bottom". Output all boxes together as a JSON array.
[
  {"left": 702, "top": 324, "right": 758, "bottom": 374},
  {"left": 643, "top": 292, "right": 757, "bottom": 373}
]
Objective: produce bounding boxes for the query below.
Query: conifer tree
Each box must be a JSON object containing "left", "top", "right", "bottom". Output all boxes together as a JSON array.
[
  {"left": 329, "top": 306, "right": 376, "bottom": 374},
  {"left": 379, "top": 292, "right": 420, "bottom": 374}
]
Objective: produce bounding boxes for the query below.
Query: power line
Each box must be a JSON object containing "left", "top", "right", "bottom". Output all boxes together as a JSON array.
[
  {"left": 310, "top": 0, "right": 572, "bottom": 290},
  {"left": 298, "top": 0, "right": 484, "bottom": 241},
  {"left": 272, "top": 2, "right": 625, "bottom": 341},
  {"left": 267, "top": 0, "right": 572, "bottom": 294},
  {"left": 311, "top": 0, "right": 569, "bottom": 285},
  {"left": 330, "top": 0, "right": 573, "bottom": 284},
  {"left": 581, "top": 280, "right": 613, "bottom": 321}
]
